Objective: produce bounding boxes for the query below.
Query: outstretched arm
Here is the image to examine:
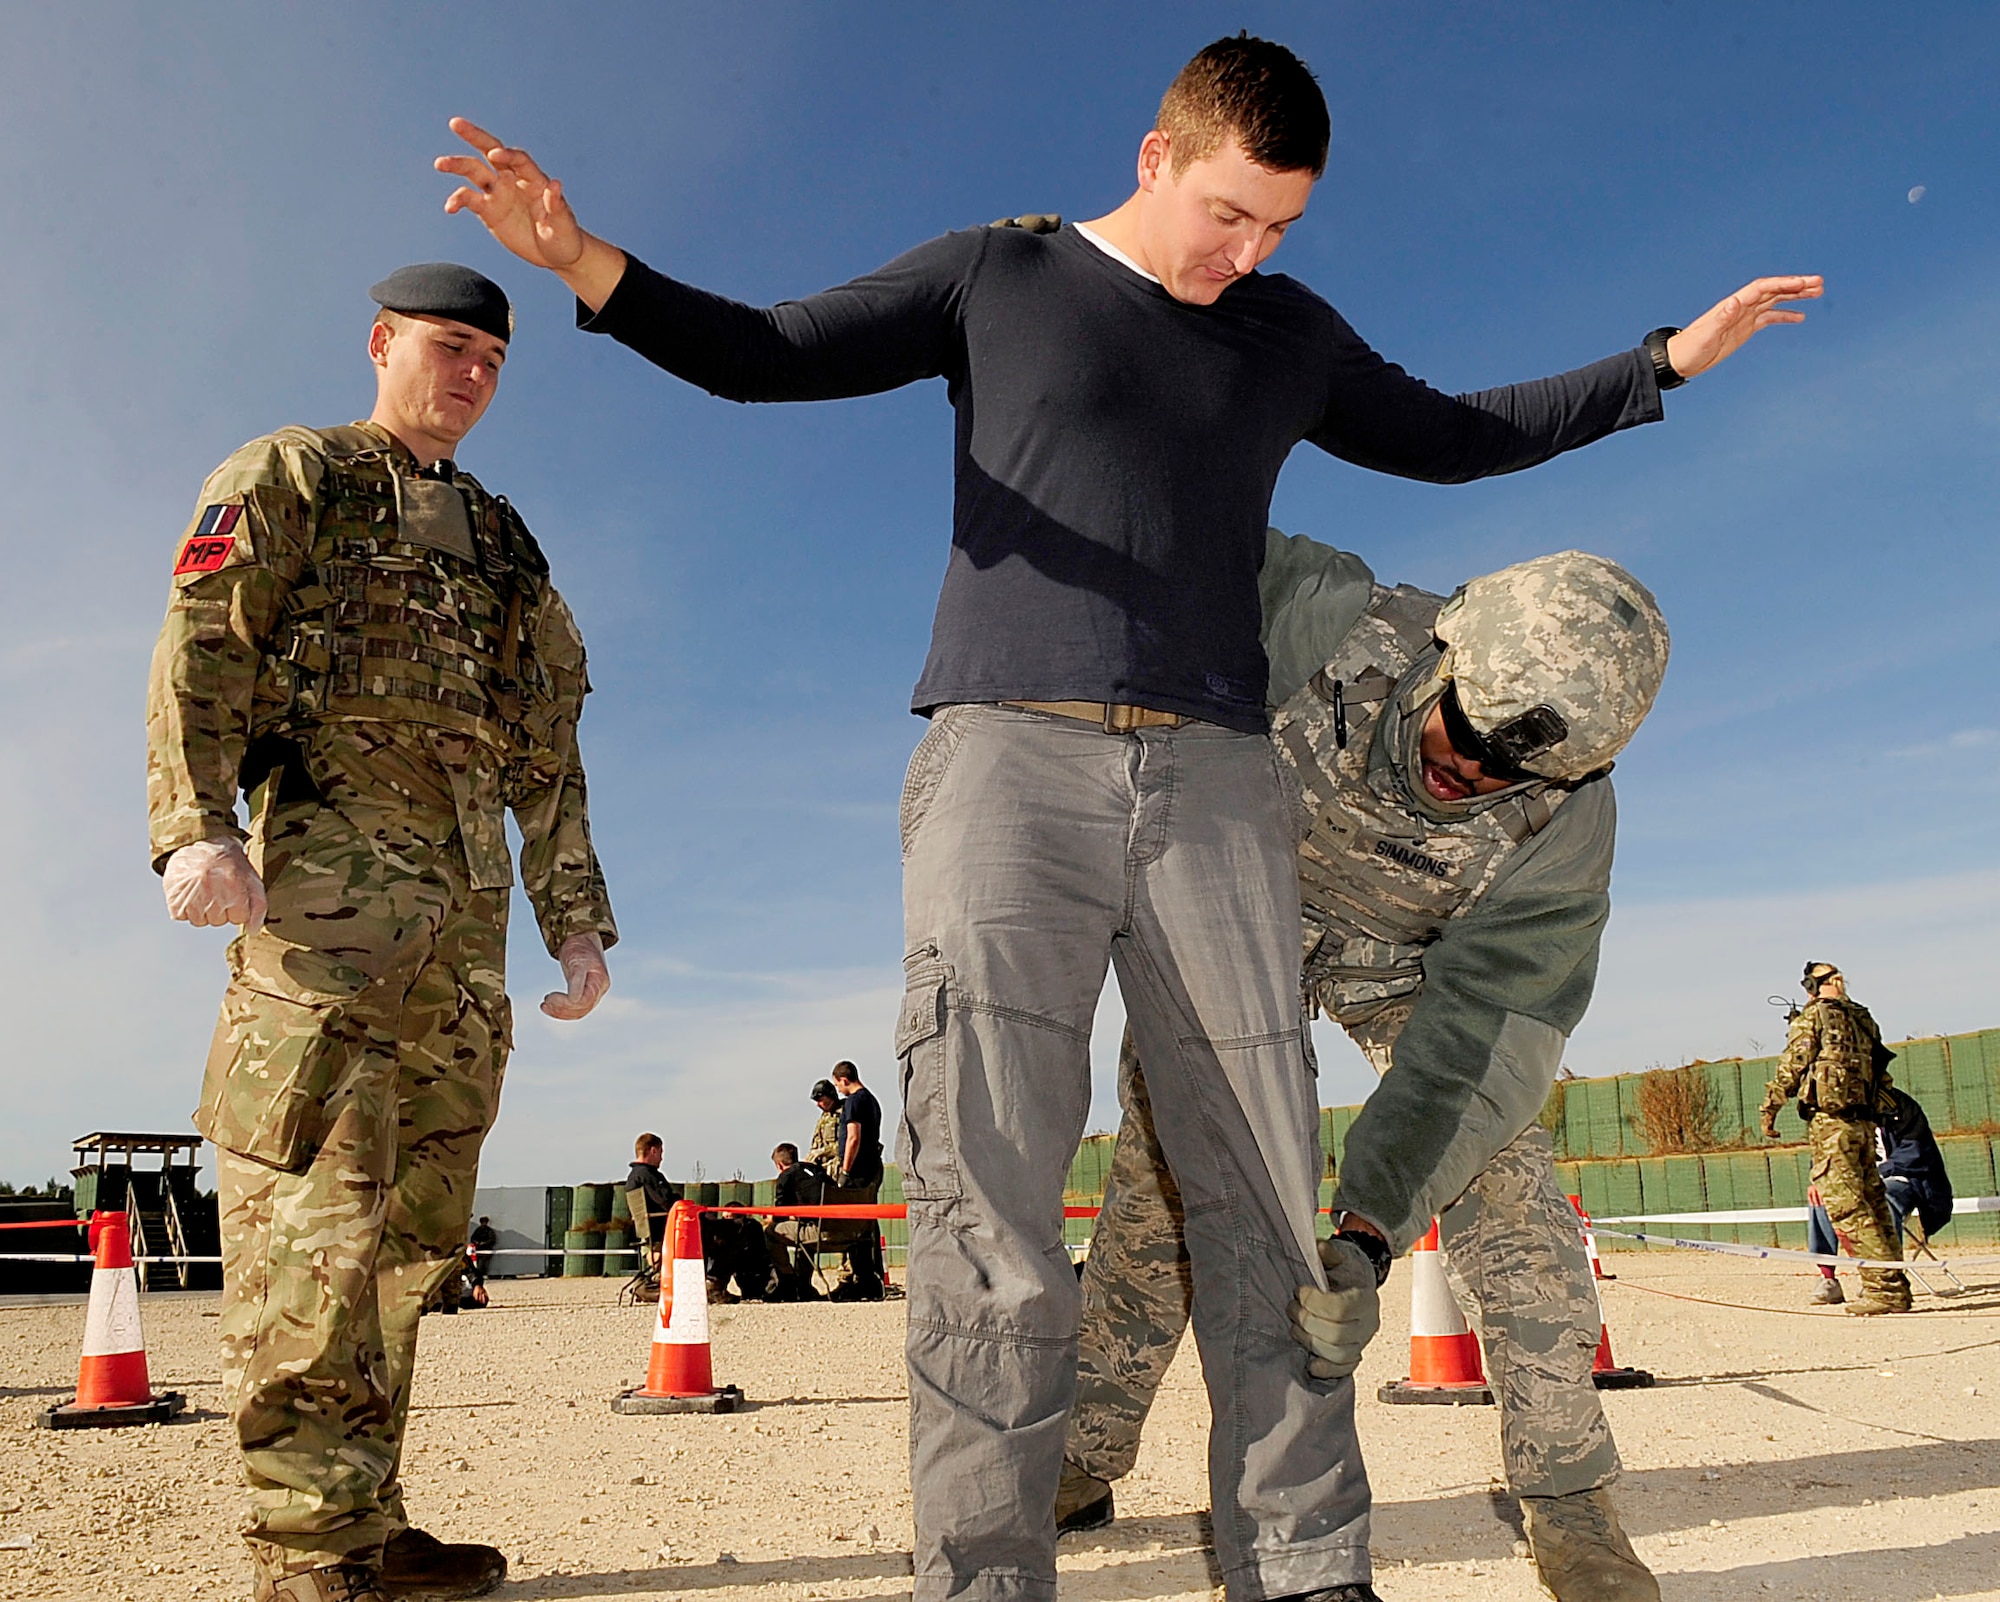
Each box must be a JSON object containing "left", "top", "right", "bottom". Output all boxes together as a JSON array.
[
  {"left": 435, "top": 116, "right": 972, "bottom": 404},
  {"left": 435, "top": 118, "right": 629, "bottom": 312},
  {"left": 1308, "top": 272, "right": 1824, "bottom": 486}
]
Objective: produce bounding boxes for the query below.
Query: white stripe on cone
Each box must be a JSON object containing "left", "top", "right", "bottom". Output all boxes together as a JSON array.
[
  {"left": 80, "top": 1266, "right": 144, "bottom": 1358},
  {"left": 1403, "top": 1220, "right": 1486, "bottom": 1387},
  {"left": 656, "top": 1258, "right": 711, "bottom": 1346}
]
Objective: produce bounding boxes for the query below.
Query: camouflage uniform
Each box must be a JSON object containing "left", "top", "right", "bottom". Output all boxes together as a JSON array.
[
  {"left": 1071, "top": 532, "right": 1639, "bottom": 1501},
  {"left": 147, "top": 422, "right": 615, "bottom": 1583},
  {"left": 1762, "top": 995, "right": 1908, "bottom": 1308},
  {"left": 808, "top": 1108, "right": 841, "bottom": 1169}
]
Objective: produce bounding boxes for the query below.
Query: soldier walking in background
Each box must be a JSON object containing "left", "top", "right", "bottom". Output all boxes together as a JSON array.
[
  {"left": 148, "top": 264, "right": 617, "bottom": 1602},
  {"left": 1061, "top": 530, "right": 1670, "bottom": 1602},
  {"left": 1762, "top": 963, "right": 1910, "bottom": 1315}
]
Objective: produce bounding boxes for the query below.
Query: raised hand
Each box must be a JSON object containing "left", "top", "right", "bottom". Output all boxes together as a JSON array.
[
  {"left": 435, "top": 120, "right": 630, "bottom": 310},
  {"left": 436, "top": 118, "right": 586, "bottom": 271},
  {"left": 1665, "top": 275, "right": 1824, "bottom": 380}
]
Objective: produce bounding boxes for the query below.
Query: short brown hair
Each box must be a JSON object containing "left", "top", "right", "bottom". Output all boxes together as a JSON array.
[
  {"left": 1158, "top": 34, "right": 1329, "bottom": 178},
  {"left": 635, "top": 1131, "right": 663, "bottom": 1158},
  {"left": 773, "top": 1143, "right": 799, "bottom": 1164},
  {"left": 831, "top": 1061, "right": 860, "bottom": 1083}
]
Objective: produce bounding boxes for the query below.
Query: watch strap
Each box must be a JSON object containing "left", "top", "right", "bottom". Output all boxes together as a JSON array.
[
  {"left": 1334, "top": 1228, "right": 1394, "bottom": 1287},
  {"left": 1643, "top": 326, "right": 1686, "bottom": 391}
]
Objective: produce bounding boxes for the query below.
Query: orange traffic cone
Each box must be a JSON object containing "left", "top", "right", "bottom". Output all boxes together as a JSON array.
[
  {"left": 1565, "top": 1196, "right": 1654, "bottom": 1391},
  {"left": 37, "top": 1212, "right": 187, "bottom": 1430},
  {"left": 612, "top": 1202, "right": 744, "bottom": 1415},
  {"left": 1378, "top": 1220, "right": 1492, "bottom": 1406}
]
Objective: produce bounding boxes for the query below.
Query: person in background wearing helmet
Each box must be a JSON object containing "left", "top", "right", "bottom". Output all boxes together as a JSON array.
[
  {"left": 1059, "top": 528, "right": 1670, "bottom": 1602},
  {"left": 1761, "top": 965, "right": 1910, "bottom": 1315}
]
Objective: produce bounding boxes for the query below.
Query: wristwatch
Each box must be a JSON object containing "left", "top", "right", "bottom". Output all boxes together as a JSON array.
[
  {"left": 1643, "top": 326, "right": 1686, "bottom": 391},
  {"left": 1332, "top": 1219, "right": 1394, "bottom": 1287}
]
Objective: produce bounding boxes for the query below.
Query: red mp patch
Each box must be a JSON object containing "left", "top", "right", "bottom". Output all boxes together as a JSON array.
[{"left": 174, "top": 504, "right": 242, "bottom": 574}]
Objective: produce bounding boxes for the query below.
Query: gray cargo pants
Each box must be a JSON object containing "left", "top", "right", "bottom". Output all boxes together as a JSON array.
[
  {"left": 896, "top": 704, "right": 1367, "bottom": 1602},
  {"left": 1070, "top": 1003, "right": 1619, "bottom": 1501}
]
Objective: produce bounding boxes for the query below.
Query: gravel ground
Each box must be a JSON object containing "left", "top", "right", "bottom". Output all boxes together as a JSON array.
[{"left": 2, "top": 1250, "right": 1997, "bottom": 1601}]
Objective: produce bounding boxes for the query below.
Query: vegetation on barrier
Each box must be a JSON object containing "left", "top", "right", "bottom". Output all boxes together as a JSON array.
[{"left": 1635, "top": 1063, "right": 1724, "bottom": 1155}]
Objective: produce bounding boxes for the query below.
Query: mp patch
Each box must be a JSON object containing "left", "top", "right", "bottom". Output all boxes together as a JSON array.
[{"left": 175, "top": 504, "right": 242, "bottom": 574}]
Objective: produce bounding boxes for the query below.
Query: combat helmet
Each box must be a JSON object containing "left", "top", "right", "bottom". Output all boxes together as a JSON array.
[{"left": 1431, "top": 551, "right": 1670, "bottom": 782}]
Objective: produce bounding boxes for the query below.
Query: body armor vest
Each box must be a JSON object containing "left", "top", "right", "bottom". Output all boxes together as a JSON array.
[
  {"left": 256, "top": 426, "right": 551, "bottom": 758},
  {"left": 1797, "top": 996, "right": 1888, "bottom": 1118},
  {"left": 1271, "top": 583, "right": 1574, "bottom": 1024}
]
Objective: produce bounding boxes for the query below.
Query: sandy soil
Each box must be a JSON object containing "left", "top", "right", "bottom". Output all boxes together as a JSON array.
[{"left": 3, "top": 1251, "right": 1998, "bottom": 1602}]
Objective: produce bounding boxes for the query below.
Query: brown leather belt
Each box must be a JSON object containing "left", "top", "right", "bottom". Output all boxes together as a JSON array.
[{"left": 1001, "top": 699, "right": 1187, "bottom": 733}]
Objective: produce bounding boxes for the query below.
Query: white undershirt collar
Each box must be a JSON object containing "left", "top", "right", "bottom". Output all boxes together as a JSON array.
[{"left": 1074, "top": 222, "right": 1161, "bottom": 285}]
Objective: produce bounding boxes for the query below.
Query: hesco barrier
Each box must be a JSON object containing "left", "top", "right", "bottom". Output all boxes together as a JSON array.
[
  {"left": 633, "top": 1031, "right": 1999, "bottom": 1271},
  {"left": 1044, "top": 1024, "right": 2000, "bottom": 1256},
  {"left": 1530, "top": 1026, "right": 2000, "bottom": 1161}
]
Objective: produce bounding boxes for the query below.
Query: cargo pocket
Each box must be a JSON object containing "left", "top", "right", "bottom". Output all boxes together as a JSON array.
[
  {"left": 194, "top": 980, "right": 353, "bottom": 1172},
  {"left": 193, "top": 920, "right": 388, "bottom": 1174},
  {"left": 893, "top": 947, "right": 961, "bottom": 1204}
]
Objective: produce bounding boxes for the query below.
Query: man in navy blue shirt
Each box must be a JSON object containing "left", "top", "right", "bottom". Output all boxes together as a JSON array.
[
  {"left": 827, "top": 1061, "right": 887, "bottom": 1300},
  {"left": 830, "top": 1061, "right": 884, "bottom": 1190},
  {"left": 439, "top": 35, "right": 1818, "bottom": 1602}
]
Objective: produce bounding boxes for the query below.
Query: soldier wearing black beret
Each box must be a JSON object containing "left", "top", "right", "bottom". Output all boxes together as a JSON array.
[{"left": 146, "top": 266, "right": 616, "bottom": 1602}]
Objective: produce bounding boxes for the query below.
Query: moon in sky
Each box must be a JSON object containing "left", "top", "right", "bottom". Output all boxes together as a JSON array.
[{"left": 1909, "top": 185, "right": 1927, "bottom": 204}]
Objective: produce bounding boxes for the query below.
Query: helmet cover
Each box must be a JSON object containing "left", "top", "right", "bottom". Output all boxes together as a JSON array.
[{"left": 1434, "top": 551, "right": 1670, "bottom": 781}]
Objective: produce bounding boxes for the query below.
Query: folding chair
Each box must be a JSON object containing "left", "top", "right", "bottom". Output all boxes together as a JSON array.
[
  {"left": 1898, "top": 1206, "right": 1966, "bottom": 1298},
  {"left": 621, "top": 1187, "right": 663, "bottom": 1306}
]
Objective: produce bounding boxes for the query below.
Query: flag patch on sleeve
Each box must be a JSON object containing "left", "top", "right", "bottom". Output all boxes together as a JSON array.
[{"left": 175, "top": 504, "right": 243, "bottom": 574}]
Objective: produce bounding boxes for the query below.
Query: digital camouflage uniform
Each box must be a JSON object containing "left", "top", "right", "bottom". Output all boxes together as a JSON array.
[
  {"left": 1762, "top": 994, "right": 1909, "bottom": 1308},
  {"left": 1070, "top": 530, "right": 1638, "bottom": 1502},
  {"left": 147, "top": 422, "right": 615, "bottom": 1583}
]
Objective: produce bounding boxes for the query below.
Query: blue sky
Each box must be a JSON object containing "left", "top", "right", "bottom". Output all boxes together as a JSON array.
[{"left": 2, "top": 3, "right": 1996, "bottom": 1191}]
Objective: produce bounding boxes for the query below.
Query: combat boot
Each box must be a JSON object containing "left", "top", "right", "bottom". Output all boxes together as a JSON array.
[
  {"left": 1810, "top": 1277, "right": 1845, "bottom": 1305},
  {"left": 1521, "top": 1486, "right": 1660, "bottom": 1601},
  {"left": 1846, "top": 1295, "right": 1911, "bottom": 1316},
  {"left": 381, "top": 1527, "right": 507, "bottom": 1599},
  {"left": 255, "top": 1566, "right": 389, "bottom": 1602},
  {"left": 1055, "top": 1461, "right": 1114, "bottom": 1536}
]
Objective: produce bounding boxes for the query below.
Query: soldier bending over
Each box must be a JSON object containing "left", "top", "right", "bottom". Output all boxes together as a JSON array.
[{"left": 1061, "top": 529, "right": 1669, "bottom": 1602}]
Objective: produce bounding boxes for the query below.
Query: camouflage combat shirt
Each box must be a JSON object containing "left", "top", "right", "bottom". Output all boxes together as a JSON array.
[
  {"left": 146, "top": 421, "right": 616, "bottom": 956},
  {"left": 1257, "top": 528, "right": 1617, "bottom": 1251}
]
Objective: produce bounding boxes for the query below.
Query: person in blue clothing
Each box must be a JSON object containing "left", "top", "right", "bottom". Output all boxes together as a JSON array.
[
  {"left": 436, "top": 34, "right": 1820, "bottom": 1602},
  {"left": 828, "top": 1062, "right": 887, "bottom": 1301}
]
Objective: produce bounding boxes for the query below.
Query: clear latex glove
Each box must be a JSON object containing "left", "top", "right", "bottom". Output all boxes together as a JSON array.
[
  {"left": 1289, "top": 1235, "right": 1382, "bottom": 1380},
  {"left": 541, "top": 931, "right": 609, "bottom": 1020},
  {"left": 162, "top": 838, "right": 267, "bottom": 933}
]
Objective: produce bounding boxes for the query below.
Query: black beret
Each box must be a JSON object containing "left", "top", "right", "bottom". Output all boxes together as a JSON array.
[
  {"left": 811, "top": 1079, "right": 838, "bottom": 1100},
  {"left": 369, "top": 262, "right": 512, "bottom": 343}
]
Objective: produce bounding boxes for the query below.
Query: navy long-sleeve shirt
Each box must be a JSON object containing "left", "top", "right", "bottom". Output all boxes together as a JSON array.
[{"left": 583, "top": 224, "right": 1662, "bottom": 731}]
